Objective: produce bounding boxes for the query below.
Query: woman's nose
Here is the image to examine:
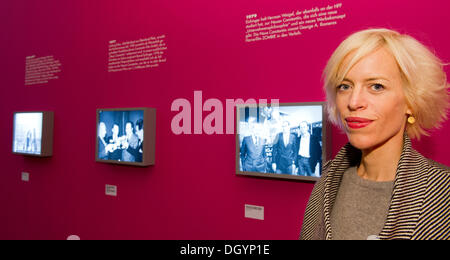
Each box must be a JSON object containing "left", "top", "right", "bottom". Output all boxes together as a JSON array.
[{"left": 348, "top": 87, "right": 367, "bottom": 111}]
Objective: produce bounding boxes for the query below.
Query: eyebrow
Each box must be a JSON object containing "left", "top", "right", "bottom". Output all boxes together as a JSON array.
[
  {"left": 342, "top": 77, "right": 390, "bottom": 83},
  {"left": 366, "top": 77, "right": 390, "bottom": 82}
]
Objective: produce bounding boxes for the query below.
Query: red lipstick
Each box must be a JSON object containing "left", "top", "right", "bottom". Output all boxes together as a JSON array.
[{"left": 345, "top": 117, "right": 373, "bottom": 129}]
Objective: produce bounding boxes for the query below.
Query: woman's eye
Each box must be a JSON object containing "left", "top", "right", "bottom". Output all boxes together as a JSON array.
[
  {"left": 371, "top": 83, "right": 385, "bottom": 91},
  {"left": 337, "top": 84, "right": 350, "bottom": 91}
]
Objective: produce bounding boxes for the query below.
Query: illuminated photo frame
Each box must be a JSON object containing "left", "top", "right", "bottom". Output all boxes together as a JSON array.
[{"left": 236, "top": 102, "right": 330, "bottom": 181}]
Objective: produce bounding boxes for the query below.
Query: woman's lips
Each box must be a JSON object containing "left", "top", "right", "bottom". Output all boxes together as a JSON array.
[{"left": 345, "top": 117, "right": 374, "bottom": 129}]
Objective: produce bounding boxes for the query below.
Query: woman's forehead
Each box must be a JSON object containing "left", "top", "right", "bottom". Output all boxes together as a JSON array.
[{"left": 341, "top": 48, "right": 400, "bottom": 82}]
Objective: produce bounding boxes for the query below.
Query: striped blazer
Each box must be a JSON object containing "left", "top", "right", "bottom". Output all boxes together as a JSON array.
[{"left": 300, "top": 134, "right": 450, "bottom": 240}]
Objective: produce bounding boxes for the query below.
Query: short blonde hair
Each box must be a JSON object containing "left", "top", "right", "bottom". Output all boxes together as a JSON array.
[{"left": 323, "top": 28, "right": 449, "bottom": 139}]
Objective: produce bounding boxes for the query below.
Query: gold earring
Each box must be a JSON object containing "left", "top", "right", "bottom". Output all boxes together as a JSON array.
[{"left": 407, "top": 115, "right": 416, "bottom": 124}]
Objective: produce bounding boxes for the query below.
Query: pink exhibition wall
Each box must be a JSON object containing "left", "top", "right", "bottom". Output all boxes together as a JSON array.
[{"left": 0, "top": 0, "right": 449, "bottom": 239}]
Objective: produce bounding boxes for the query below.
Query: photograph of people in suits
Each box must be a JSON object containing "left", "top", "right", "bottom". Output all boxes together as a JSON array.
[
  {"left": 240, "top": 117, "right": 267, "bottom": 172},
  {"left": 272, "top": 121, "right": 298, "bottom": 174},
  {"left": 296, "top": 121, "right": 322, "bottom": 177},
  {"left": 238, "top": 105, "right": 323, "bottom": 177},
  {"left": 97, "top": 110, "right": 144, "bottom": 163}
]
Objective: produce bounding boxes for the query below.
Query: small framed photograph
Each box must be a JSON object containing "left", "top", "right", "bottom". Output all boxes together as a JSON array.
[
  {"left": 12, "top": 111, "right": 54, "bottom": 157},
  {"left": 236, "top": 102, "right": 330, "bottom": 181},
  {"left": 96, "top": 107, "right": 156, "bottom": 167}
]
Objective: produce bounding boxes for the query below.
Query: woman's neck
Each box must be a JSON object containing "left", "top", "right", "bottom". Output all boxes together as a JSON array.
[{"left": 357, "top": 131, "right": 404, "bottom": 182}]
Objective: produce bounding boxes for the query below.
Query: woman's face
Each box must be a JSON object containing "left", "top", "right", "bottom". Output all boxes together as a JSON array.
[{"left": 335, "top": 47, "right": 412, "bottom": 150}]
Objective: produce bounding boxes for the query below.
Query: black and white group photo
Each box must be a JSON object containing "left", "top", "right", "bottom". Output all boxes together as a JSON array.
[
  {"left": 238, "top": 105, "right": 323, "bottom": 177},
  {"left": 97, "top": 110, "right": 144, "bottom": 163}
]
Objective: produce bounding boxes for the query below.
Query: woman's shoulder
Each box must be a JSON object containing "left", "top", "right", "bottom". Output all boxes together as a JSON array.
[
  {"left": 423, "top": 157, "right": 450, "bottom": 188},
  {"left": 404, "top": 150, "right": 450, "bottom": 200},
  {"left": 411, "top": 148, "right": 450, "bottom": 176},
  {"left": 425, "top": 158, "right": 450, "bottom": 173}
]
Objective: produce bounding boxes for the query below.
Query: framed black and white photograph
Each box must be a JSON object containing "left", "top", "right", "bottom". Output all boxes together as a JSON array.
[
  {"left": 236, "top": 102, "right": 330, "bottom": 181},
  {"left": 96, "top": 107, "right": 156, "bottom": 167},
  {"left": 12, "top": 111, "right": 54, "bottom": 157}
]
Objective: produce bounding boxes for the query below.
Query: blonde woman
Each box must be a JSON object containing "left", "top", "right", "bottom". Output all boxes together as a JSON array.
[{"left": 300, "top": 28, "right": 449, "bottom": 240}]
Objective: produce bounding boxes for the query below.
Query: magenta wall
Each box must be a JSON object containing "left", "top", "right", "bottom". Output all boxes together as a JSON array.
[{"left": 1, "top": 0, "right": 449, "bottom": 239}]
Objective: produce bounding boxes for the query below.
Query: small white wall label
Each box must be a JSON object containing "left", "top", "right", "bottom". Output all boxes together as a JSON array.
[
  {"left": 21, "top": 172, "right": 30, "bottom": 182},
  {"left": 245, "top": 204, "right": 264, "bottom": 220},
  {"left": 105, "top": 184, "right": 117, "bottom": 197}
]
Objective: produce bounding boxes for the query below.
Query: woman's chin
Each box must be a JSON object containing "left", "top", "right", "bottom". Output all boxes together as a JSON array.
[{"left": 347, "top": 133, "right": 377, "bottom": 150}]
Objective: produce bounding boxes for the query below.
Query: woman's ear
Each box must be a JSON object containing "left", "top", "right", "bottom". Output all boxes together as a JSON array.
[{"left": 406, "top": 107, "right": 413, "bottom": 116}]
